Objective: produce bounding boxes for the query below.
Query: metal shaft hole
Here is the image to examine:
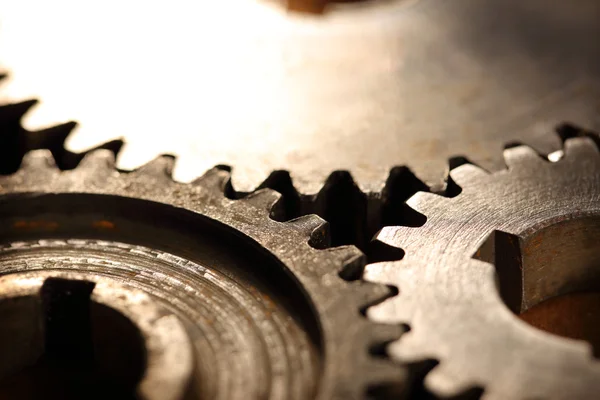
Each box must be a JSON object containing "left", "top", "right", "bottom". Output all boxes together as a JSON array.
[{"left": 0, "top": 278, "right": 146, "bottom": 400}]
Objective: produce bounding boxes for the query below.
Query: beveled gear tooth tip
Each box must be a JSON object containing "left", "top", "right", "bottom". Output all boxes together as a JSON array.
[
  {"left": 502, "top": 144, "right": 545, "bottom": 169},
  {"left": 134, "top": 154, "right": 176, "bottom": 177},
  {"left": 563, "top": 136, "right": 600, "bottom": 160},
  {"left": 239, "top": 188, "right": 282, "bottom": 209},
  {"left": 448, "top": 163, "right": 489, "bottom": 188},
  {"left": 78, "top": 148, "right": 117, "bottom": 169},
  {"left": 192, "top": 166, "right": 232, "bottom": 193},
  {"left": 20, "top": 149, "right": 58, "bottom": 170}
]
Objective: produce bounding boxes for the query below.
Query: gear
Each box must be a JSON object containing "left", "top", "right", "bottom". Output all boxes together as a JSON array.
[
  {"left": 0, "top": 122, "right": 404, "bottom": 398},
  {"left": 364, "top": 134, "right": 600, "bottom": 399}
]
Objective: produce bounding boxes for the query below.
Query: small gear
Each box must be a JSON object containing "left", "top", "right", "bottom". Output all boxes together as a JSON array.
[{"left": 365, "top": 132, "right": 600, "bottom": 399}]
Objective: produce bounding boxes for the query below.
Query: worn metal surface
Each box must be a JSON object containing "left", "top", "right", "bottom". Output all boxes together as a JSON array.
[
  {"left": 0, "top": 148, "right": 403, "bottom": 399},
  {"left": 364, "top": 135, "right": 600, "bottom": 399},
  {"left": 1, "top": 0, "right": 598, "bottom": 194},
  {"left": 0, "top": 271, "right": 193, "bottom": 400}
]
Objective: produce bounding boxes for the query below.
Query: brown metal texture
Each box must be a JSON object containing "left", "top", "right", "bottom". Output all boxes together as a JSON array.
[
  {"left": 0, "top": 0, "right": 598, "bottom": 197},
  {"left": 364, "top": 133, "right": 600, "bottom": 399},
  {"left": 0, "top": 105, "right": 405, "bottom": 399}
]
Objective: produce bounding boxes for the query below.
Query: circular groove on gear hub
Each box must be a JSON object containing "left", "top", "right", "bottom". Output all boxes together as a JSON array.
[{"left": 0, "top": 199, "right": 320, "bottom": 400}]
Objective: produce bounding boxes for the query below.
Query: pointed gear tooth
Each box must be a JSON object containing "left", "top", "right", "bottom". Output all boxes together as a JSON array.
[
  {"left": 20, "top": 149, "right": 57, "bottom": 170},
  {"left": 353, "top": 280, "right": 396, "bottom": 311},
  {"left": 363, "top": 261, "right": 393, "bottom": 285},
  {"left": 563, "top": 137, "right": 600, "bottom": 161},
  {"left": 331, "top": 245, "right": 364, "bottom": 266},
  {"left": 287, "top": 215, "right": 330, "bottom": 248},
  {"left": 405, "top": 191, "right": 444, "bottom": 215},
  {"left": 368, "top": 322, "right": 406, "bottom": 346},
  {"left": 77, "top": 149, "right": 117, "bottom": 170},
  {"left": 332, "top": 245, "right": 366, "bottom": 281},
  {"left": 240, "top": 188, "right": 282, "bottom": 212},
  {"left": 133, "top": 155, "right": 175, "bottom": 178},
  {"left": 0, "top": 99, "right": 37, "bottom": 122},
  {"left": 503, "top": 145, "right": 545, "bottom": 169},
  {"left": 28, "top": 121, "right": 76, "bottom": 148},
  {"left": 448, "top": 163, "right": 489, "bottom": 188},
  {"left": 192, "top": 167, "right": 232, "bottom": 192}
]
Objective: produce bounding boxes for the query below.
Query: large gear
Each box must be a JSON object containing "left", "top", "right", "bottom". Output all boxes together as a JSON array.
[
  {"left": 0, "top": 126, "right": 404, "bottom": 397},
  {"left": 365, "top": 134, "right": 600, "bottom": 399}
]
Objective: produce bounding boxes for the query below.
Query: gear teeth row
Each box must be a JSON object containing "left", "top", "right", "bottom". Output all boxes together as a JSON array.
[{"left": 0, "top": 97, "right": 123, "bottom": 174}]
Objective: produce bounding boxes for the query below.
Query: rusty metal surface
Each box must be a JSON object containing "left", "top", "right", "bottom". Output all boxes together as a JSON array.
[
  {"left": 1, "top": 0, "right": 598, "bottom": 195},
  {"left": 364, "top": 135, "right": 600, "bottom": 399}
]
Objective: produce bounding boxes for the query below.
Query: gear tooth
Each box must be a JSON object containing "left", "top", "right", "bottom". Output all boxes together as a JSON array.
[
  {"left": 448, "top": 163, "right": 489, "bottom": 188},
  {"left": 389, "top": 333, "right": 432, "bottom": 364},
  {"left": 192, "top": 167, "right": 232, "bottom": 192},
  {"left": 353, "top": 280, "right": 396, "bottom": 311},
  {"left": 133, "top": 155, "right": 175, "bottom": 178},
  {"left": 28, "top": 121, "right": 76, "bottom": 148},
  {"left": 405, "top": 191, "right": 444, "bottom": 215},
  {"left": 372, "top": 226, "right": 417, "bottom": 250},
  {"left": 20, "top": 149, "right": 58, "bottom": 171},
  {"left": 239, "top": 188, "right": 282, "bottom": 211},
  {"left": 363, "top": 261, "right": 393, "bottom": 284},
  {"left": 425, "top": 362, "right": 475, "bottom": 398},
  {"left": 368, "top": 322, "right": 406, "bottom": 346},
  {"left": 563, "top": 137, "right": 600, "bottom": 161},
  {"left": 331, "top": 245, "right": 366, "bottom": 281},
  {"left": 287, "top": 215, "right": 330, "bottom": 248},
  {"left": 77, "top": 149, "right": 117, "bottom": 171},
  {"left": 503, "top": 145, "right": 545, "bottom": 169},
  {"left": 0, "top": 99, "right": 37, "bottom": 122}
]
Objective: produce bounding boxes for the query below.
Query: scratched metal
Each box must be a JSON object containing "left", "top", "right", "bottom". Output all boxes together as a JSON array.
[{"left": 0, "top": 0, "right": 598, "bottom": 194}]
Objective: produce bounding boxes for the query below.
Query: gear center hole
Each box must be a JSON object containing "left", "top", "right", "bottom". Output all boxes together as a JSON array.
[
  {"left": 0, "top": 278, "right": 146, "bottom": 399},
  {"left": 478, "top": 216, "right": 600, "bottom": 355}
]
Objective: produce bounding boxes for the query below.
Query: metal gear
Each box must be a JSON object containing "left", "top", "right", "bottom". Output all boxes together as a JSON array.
[
  {"left": 0, "top": 150, "right": 404, "bottom": 397},
  {"left": 364, "top": 134, "right": 600, "bottom": 399}
]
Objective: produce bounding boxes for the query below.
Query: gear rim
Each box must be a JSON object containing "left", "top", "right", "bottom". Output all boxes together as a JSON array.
[
  {"left": 365, "top": 135, "right": 600, "bottom": 399},
  {"left": 0, "top": 148, "right": 403, "bottom": 399}
]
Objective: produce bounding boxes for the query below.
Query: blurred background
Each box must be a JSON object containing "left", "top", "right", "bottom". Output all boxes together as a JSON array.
[{"left": 1, "top": 0, "right": 598, "bottom": 195}]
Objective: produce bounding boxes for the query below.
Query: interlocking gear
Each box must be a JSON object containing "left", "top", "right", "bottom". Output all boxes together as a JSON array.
[
  {"left": 365, "top": 135, "right": 600, "bottom": 399},
  {"left": 0, "top": 106, "right": 404, "bottom": 399}
]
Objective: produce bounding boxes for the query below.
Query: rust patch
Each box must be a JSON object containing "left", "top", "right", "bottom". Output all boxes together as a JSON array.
[
  {"left": 13, "top": 220, "right": 59, "bottom": 231},
  {"left": 92, "top": 220, "right": 116, "bottom": 230}
]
